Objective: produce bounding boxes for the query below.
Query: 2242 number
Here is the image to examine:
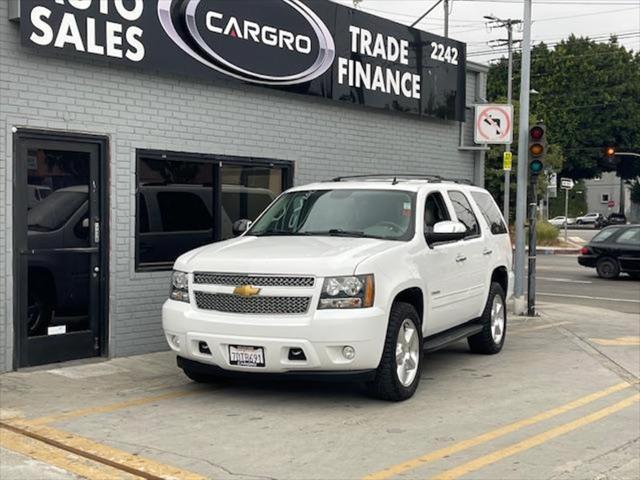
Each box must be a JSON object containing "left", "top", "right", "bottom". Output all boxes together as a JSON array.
[{"left": 430, "top": 42, "right": 459, "bottom": 65}]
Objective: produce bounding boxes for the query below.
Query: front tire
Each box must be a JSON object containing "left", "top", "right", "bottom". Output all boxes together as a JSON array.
[
  {"left": 468, "top": 282, "right": 506, "bottom": 355},
  {"left": 596, "top": 257, "right": 620, "bottom": 279},
  {"left": 368, "top": 302, "right": 423, "bottom": 401}
]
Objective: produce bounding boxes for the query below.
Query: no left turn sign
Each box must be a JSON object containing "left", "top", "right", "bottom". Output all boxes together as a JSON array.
[{"left": 474, "top": 104, "right": 514, "bottom": 144}]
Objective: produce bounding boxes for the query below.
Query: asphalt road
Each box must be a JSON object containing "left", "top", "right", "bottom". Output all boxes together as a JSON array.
[{"left": 533, "top": 254, "right": 640, "bottom": 315}]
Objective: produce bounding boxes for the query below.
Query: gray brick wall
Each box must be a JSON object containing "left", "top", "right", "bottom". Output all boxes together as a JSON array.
[{"left": 0, "top": 3, "right": 484, "bottom": 372}]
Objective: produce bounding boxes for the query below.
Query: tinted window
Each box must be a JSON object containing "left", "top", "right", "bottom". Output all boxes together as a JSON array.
[
  {"left": 424, "top": 193, "right": 450, "bottom": 232},
  {"left": 592, "top": 228, "right": 622, "bottom": 243},
  {"left": 136, "top": 153, "right": 291, "bottom": 270},
  {"left": 614, "top": 228, "right": 640, "bottom": 245},
  {"left": 447, "top": 191, "right": 480, "bottom": 237},
  {"left": 249, "top": 189, "right": 416, "bottom": 241},
  {"left": 27, "top": 190, "right": 87, "bottom": 231},
  {"left": 157, "top": 192, "right": 212, "bottom": 231},
  {"left": 471, "top": 191, "right": 508, "bottom": 235}
]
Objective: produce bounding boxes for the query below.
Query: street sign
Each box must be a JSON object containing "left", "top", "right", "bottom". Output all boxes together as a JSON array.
[
  {"left": 560, "top": 177, "right": 574, "bottom": 190},
  {"left": 608, "top": 200, "right": 615, "bottom": 208},
  {"left": 503, "top": 151, "right": 513, "bottom": 171},
  {"left": 548, "top": 172, "right": 557, "bottom": 199},
  {"left": 474, "top": 104, "right": 514, "bottom": 144}
]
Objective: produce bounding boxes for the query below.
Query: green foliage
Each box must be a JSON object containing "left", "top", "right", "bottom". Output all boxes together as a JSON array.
[
  {"left": 536, "top": 222, "right": 559, "bottom": 246},
  {"left": 548, "top": 180, "right": 589, "bottom": 217},
  {"left": 487, "top": 36, "right": 640, "bottom": 181}
]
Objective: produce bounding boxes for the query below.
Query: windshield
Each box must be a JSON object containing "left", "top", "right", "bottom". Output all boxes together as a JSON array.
[
  {"left": 248, "top": 189, "right": 416, "bottom": 240},
  {"left": 28, "top": 190, "right": 87, "bottom": 231}
]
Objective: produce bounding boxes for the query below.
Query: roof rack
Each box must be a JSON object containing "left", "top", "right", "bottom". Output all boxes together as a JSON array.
[{"left": 329, "top": 174, "right": 472, "bottom": 185}]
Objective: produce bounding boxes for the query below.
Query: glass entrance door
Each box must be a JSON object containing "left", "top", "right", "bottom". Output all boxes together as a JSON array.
[{"left": 15, "top": 136, "right": 105, "bottom": 367}]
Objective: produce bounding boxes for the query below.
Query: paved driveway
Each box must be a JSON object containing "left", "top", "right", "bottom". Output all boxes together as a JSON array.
[{"left": 1, "top": 302, "right": 638, "bottom": 480}]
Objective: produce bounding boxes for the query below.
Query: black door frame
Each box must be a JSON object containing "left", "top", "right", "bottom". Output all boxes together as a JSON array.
[{"left": 12, "top": 129, "right": 110, "bottom": 369}]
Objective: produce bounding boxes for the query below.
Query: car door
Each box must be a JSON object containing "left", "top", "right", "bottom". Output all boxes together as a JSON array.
[
  {"left": 418, "top": 190, "right": 461, "bottom": 335},
  {"left": 445, "top": 190, "right": 487, "bottom": 322},
  {"left": 613, "top": 227, "right": 640, "bottom": 273}
]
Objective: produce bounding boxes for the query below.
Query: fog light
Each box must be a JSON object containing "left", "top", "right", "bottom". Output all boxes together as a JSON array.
[
  {"left": 342, "top": 346, "right": 355, "bottom": 360},
  {"left": 167, "top": 334, "right": 180, "bottom": 349}
]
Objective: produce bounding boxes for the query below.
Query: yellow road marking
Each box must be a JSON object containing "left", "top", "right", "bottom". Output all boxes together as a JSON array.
[
  {"left": 0, "top": 427, "right": 140, "bottom": 479},
  {"left": 29, "top": 390, "right": 200, "bottom": 426},
  {"left": 1, "top": 421, "right": 208, "bottom": 480},
  {"left": 510, "top": 321, "right": 572, "bottom": 334},
  {"left": 362, "top": 382, "right": 633, "bottom": 480},
  {"left": 590, "top": 336, "right": 640, "bottom": 346},
  {"left": 431, "top": 393, "right": 640, "bottom": 480}
]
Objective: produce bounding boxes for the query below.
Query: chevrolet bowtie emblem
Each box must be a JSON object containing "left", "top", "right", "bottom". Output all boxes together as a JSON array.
[{"left": 233, "top": 284, "right": 261, "bottom": 297}]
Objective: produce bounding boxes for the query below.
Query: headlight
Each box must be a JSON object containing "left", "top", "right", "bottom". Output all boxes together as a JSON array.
[
  {"left": 170, "top": 270, "right": 189, "bottom": 303},
  {"left": 318, "top": 275, "right": 374, "bottom": 309}
]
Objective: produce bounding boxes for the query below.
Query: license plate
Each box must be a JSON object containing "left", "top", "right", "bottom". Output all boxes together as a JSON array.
[{"left": 228, "top": 345, "right": 265, "bottom": 367}]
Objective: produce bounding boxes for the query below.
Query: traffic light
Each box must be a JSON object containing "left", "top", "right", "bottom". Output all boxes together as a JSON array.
[
  {"left": 528, "top": 122, "right": 547, "bottom": 177},
  {"left": 604, "top": 146, "right": 616, "bottom": 158}
]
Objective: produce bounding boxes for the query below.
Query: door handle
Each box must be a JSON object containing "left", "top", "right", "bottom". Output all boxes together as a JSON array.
[
  {"left": 483, "top": 249, "right": 493, "bottom": 256},
  {"left": 456, "top": 255, "right": 467, "bottom": 263}
]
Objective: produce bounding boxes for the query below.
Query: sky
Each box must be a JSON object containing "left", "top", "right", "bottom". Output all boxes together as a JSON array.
[{"left": 331, "top": 0, "right": 640, "bottom": 64}]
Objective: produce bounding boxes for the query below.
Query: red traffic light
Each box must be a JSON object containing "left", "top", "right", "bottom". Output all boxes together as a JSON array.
[{"left": 530, "top": 126, "right": 544, "bottom": 140}]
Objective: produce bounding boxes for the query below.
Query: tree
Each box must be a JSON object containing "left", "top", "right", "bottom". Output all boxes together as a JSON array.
[{"left": 487, "top": 36, "right": 640, "bottom": 181}]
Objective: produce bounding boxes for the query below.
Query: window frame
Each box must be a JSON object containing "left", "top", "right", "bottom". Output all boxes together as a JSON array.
[
  {"left": 135, "top": 149, "right": 293, "bottom": 272},
  {"left": 600, "top": 193, "right": 610, "bottom": 204},
  {"left": 446, "top": 190, "right": 482, "bottom": 240}
]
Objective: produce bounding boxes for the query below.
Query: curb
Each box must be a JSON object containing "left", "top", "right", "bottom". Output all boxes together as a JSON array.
[{"left": 514, "top": 247, "right": 581, "bottom": 255}]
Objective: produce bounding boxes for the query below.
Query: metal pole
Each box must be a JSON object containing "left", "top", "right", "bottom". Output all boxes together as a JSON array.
[
  {"left": 619, "top": 175, "right": 625, "bottom": 215},
  {"left": 514, "top": 0, "right": 533, "bottom": 313},
  {"left": 444, "top": 0, "right": 449, "bottom": 38},
  {"left": 527, "top": 176, "right": 537, "bottom": 316},
  {"left": 564, "top": 188, "right": 569, "bottom": 243},
  {"left": 503, "top": 23, "right": 513, "bottom": 221}
]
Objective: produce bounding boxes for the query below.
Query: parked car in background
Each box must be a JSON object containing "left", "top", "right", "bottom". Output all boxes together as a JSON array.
[
  {"left": 578, "top": 225, "right": 640, "bottom": 279},
  {"left": 549, "top": 216, "right": 576, "bottom": 227},
  {"left": 576, "top": 212, "right": 602, "bottom": 225},
  {"left": 594, "top": 213, "right": 627, "bottom": 229}
]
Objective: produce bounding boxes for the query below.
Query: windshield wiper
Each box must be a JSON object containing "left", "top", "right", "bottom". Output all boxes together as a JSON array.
[
  {"left": 302, "top": 229, "right": 368, "bottom": 238},
  {"left": 251, "top": 230, "right": 310, "bottom": 237}
]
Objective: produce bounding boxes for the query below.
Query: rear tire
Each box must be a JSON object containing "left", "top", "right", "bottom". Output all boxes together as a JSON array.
[
  {"left": 367, "top": 302, "right": 423, "bottom": 402},
  {"left": 596, "top": 257, "right": 620, "bottom": 279},
  {"left": 468, "top": 282, "right": 506, "bottom": 355}
]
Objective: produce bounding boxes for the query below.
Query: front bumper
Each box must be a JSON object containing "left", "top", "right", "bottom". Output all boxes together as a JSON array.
[{"left": 162, "top": 299, "right": 387, "bottom": 373}]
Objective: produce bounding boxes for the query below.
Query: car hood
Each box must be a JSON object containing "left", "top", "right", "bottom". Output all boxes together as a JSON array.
[{"left": 174, "top": 235, "right": 400, "bottom": 276}]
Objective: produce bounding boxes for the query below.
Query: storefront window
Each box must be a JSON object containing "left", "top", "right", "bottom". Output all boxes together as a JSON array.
[
  {"left": 220, "top": 165, "right": 283, "bottom": 240},
  {"left": 136, "top": 152, "right": 291, "bottom": 270}
]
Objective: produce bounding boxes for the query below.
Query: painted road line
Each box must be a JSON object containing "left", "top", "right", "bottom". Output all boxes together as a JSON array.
[
  {"left": 591, "top": 336, "right": 640, "bottom": 346},
  {"left": 362, "top": 382, "right": 632, "bottom": 480},
  {"left": 0, "top": 427, "right": 140, "bottom": 480},
  {"left": 431, "top": 393, "right": 640, "bottom": 480},
  {"left": 538, "top": 292, "right": 640, "bottom": 304},
  {"left": 0, "top": 421, "right": 207, "bottom": 480},
  {"left": 537, "top": 277, "right": 592, "bottom": 284},
  {"left": 29, "top": 389, "right": 202, "bottom": 426},
  {"left": 510, "top": 321, "right": 572, "bottom": 334}
]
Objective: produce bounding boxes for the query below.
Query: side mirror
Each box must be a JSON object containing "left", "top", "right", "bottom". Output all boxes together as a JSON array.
[
  {"left": 426, "top": 220, "right": 467, "bottom": 244},
  {"left": 81, "top": 218, "right": 89, "bottom": 229},
  {"left": 232, "top": 219, "right": 252, "bottom": 236}
]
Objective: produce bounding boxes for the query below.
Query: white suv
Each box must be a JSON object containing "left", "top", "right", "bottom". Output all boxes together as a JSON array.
[{"left": 163, "top": 176, "right": 514, "bottom": 401}]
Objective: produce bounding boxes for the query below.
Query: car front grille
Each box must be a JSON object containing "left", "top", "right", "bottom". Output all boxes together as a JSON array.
[
  {"left": 194, "top": 292, "right": 311, "bottom": 315},
  {"left": 193, "top": 272, "right": 314, "bottom": 288}
]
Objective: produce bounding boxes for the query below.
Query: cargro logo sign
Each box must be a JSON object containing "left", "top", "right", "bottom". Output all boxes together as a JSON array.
[{"left": 157, "top": 0, "right": 336, "bottom": 85}]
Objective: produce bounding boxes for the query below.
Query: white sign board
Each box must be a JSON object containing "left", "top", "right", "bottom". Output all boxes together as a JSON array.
[
  {"left": 560, "top": 178, "right": 574, "bottom": 190},
  {"left": 474, "top": 104, "right": 514, "bottom": 144}
]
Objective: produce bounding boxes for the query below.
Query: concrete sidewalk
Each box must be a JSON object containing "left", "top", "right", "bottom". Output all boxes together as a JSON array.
[{"left": 1, "top": 302, "right": 639, "bottom": 480}]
